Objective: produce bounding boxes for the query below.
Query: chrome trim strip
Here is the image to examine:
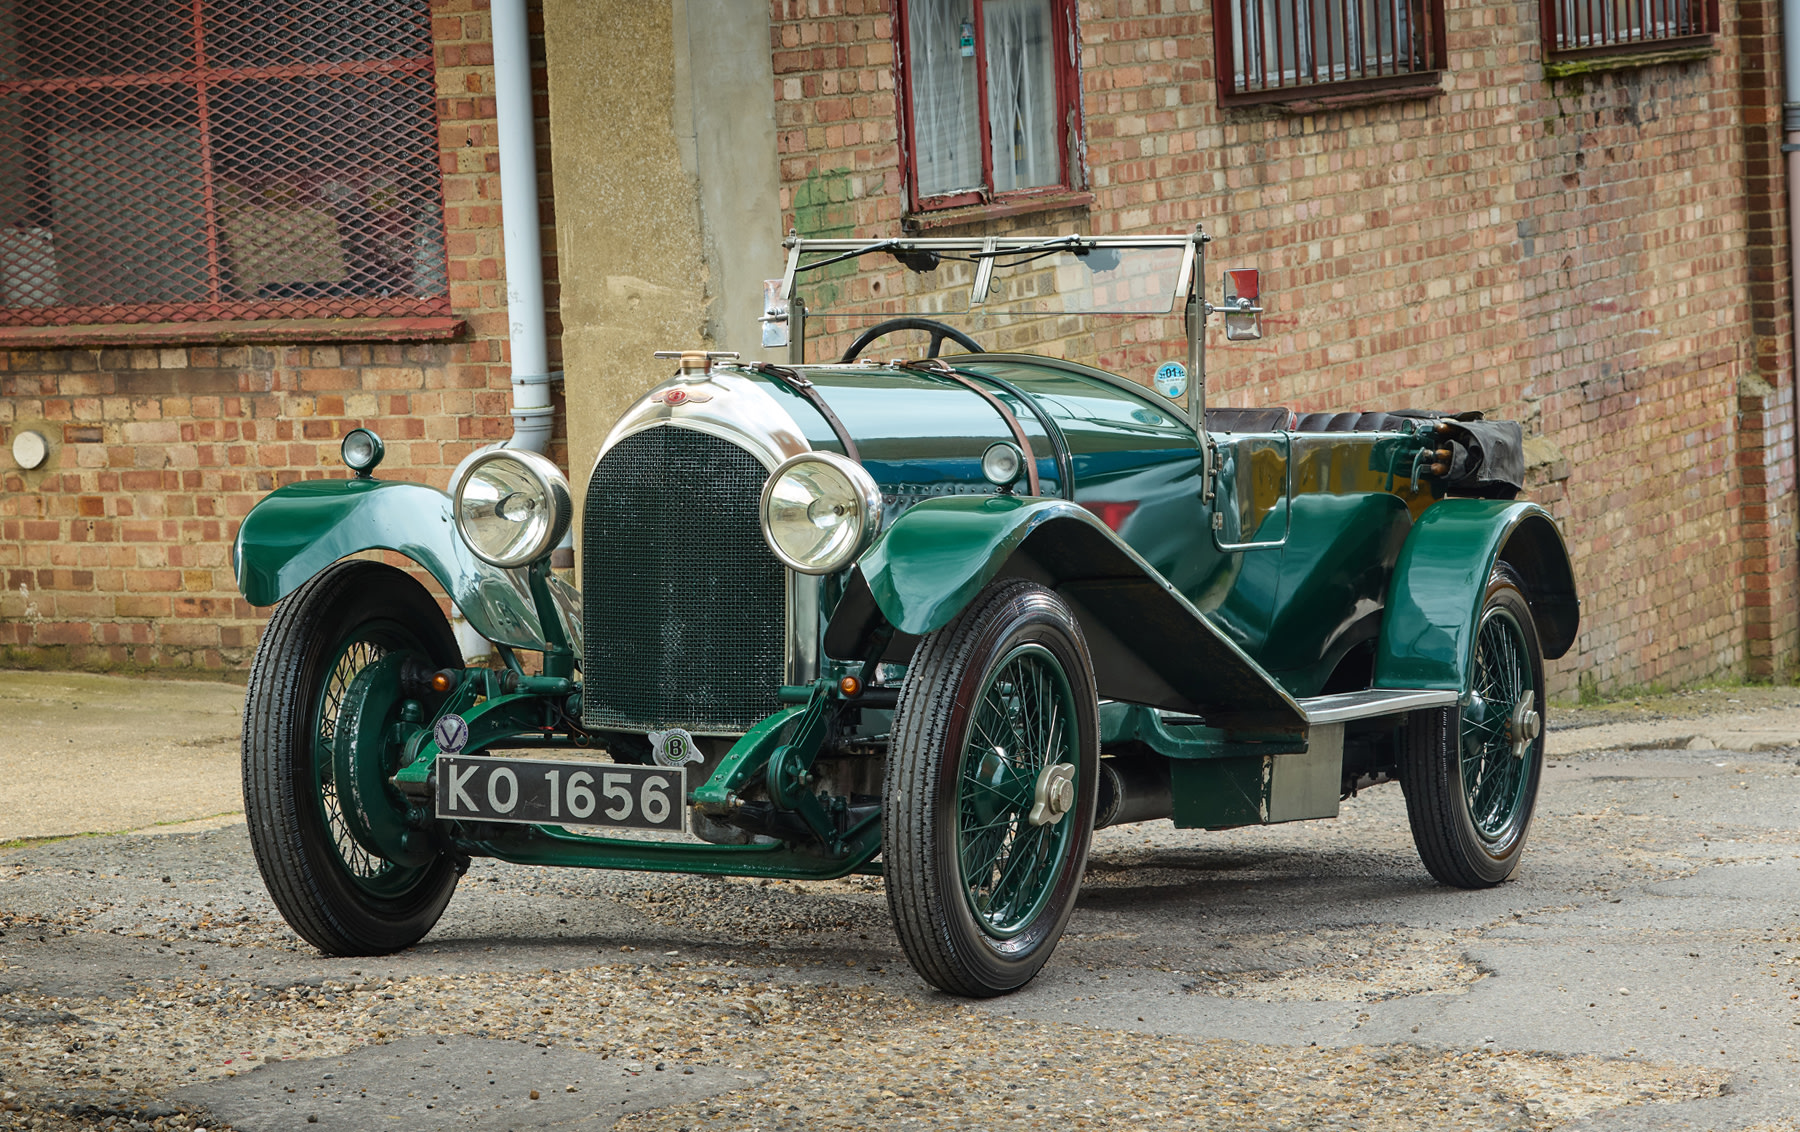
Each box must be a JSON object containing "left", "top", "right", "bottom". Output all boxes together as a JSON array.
[{"left": 1292, "top": 689, "right": 1460, "bottom": 725}]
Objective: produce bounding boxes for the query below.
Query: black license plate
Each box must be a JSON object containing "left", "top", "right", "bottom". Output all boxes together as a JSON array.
[{"left": 435, "top": 756, "right": 685, "bottom": 833}]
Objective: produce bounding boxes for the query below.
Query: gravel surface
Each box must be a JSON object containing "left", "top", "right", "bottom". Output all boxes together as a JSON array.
[{"left": 5, "top": 676, "right": 1800, "bottom": 1129}]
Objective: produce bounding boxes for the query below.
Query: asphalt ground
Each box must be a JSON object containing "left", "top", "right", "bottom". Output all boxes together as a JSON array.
[{"left": 2, "top": 670, "right": 1800, "bottom": 1131}]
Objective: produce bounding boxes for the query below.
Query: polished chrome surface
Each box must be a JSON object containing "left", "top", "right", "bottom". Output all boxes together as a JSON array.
[
  {"left": 1510, "top": 691, "right": 1541, "bottom": 759},
  {"left": 594, "top": 369, "right": 814, "bottom": 477},
  {"left": 1029, "top": 762, "right": 1078, "bottom": 827},
  {"left": 451, "top": 447, "right": 572, "bottom": 568},
  {"left": 590, "top": 369, "right": 818, "bottom": 700},
  {"left": 1290, "top": 688, "right": 1460, "bottom": 725},
  {"left": 758, "top": 450, "right": 885, "bottom": 575}
]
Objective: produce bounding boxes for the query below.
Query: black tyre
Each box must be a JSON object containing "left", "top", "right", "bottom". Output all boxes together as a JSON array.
[
  {"left": 884, "top": 580, "right": 1099, "bottom": 997},
  {"left": 242, "top": 560, "right": 461, "bottom": 955},
  {"left": 1400, "top": 563, "right": 1546, "bottom": 888}
]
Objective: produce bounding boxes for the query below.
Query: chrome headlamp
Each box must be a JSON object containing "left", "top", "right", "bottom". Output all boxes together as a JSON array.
[
  {"left": 759, "top": 451, "right": 883, "bottom": 575},
  {"left": 451, "top": 448, "right": 572, "bottom": 568}
]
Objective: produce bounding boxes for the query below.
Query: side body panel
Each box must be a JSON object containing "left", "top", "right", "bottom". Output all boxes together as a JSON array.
[
  {"left": 232, "top": 478, "right": 555, "bottom": 651},
  {"left": 825, "top": 494, "right": 1308, "bottom": 731}
]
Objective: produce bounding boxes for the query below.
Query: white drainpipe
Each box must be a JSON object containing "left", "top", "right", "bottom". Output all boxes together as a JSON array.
[
  {"left": 451, "top": 0, "right": 554, "bottom": 661},
  {"left": 492, "top": 0, "right": 553, "bottom": 455}
]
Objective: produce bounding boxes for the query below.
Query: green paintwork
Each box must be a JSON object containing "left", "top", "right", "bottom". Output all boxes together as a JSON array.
[
  {"left": 857, "top": 493, "right": 1076, "bottom": 638},
  {"left": 1169, "top": 757, "right": 1271, "bottom": 828},
  {"left": 240, "top": 345, "right": 1580, "bottom": 886},
  {"left": 393, "top": 674, "right": 556, "bottom": 787},
  {"left": 1373, "top": 499, "right": 1565, "bottom": 693},
  {"left": 232, "top": 477, "right": 553, "bottom": 651},
  {"left": 1098, "top": 701, "right": 1307, "bottom": 760},
  {"left": 846, "top": 492, "right": 1307, "bottom": 730},
  {"left": 764, "top": 683, "right": 846, "bottom": 845},
  {"left": 691, "top": 705, "right": 804, "bottom": 808},
  {"left": 333, "top": 653, "right": 434, "bottom": 869},
  {"left": 466, "top": 818, "right": 882, "bottom": 880}
]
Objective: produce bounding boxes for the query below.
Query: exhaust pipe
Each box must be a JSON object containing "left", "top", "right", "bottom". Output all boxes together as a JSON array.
[{"left": 1095, "top": 755, "right": 1173, "bottom": 828}]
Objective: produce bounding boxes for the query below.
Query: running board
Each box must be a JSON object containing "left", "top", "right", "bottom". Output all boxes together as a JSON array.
[{"left": 1294, "top": 688, "right": 1458, "bottom": 725}]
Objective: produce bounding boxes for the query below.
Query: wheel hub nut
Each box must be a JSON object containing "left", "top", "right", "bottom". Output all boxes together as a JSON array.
[
  {"left": 1029, "top": 763, "right": 1077, "bottom": 827},
  {"left": 1508, "top": 693, "right": 1541, "bottom": 759}
]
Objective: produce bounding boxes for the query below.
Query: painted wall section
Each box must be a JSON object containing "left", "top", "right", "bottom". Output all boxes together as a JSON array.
[
  {"left": 542, "top": 0, "right": 708, "bottom": 499},
  {"left": 673, "top": 0, "right": 786, "bottom": 359}
]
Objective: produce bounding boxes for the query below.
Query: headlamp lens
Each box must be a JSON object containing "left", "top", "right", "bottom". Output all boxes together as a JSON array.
[
  {"left": 761, "top": 453, "right": 881, "bottom": 574},
  {"left": 341, "top": 428, "right": 384, "bottom": 475},
  {"left": 453, "top": 451, "right": 571, "bottom": 567},
  {"left": 981, "top": 441, "right": 1024, "bottom": 487}
]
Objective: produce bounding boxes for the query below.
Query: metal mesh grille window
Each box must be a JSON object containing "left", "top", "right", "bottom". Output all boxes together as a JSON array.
[
  {"left": 1542, "top": 0, "right": 1717, "bottom": 57},
  {"left": 0, "top": 0, "right": 448, "bottom": 327},
  {"left": 1213, "top": 0, "right": 1445, "bottom": 105}
]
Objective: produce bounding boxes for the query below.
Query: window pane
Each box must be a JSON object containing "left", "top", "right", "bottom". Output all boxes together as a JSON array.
[
  {"left": 1230, "top": 0, "right": 1433, "bottom": 95},
  {"left": 3, "top": 0, "right": 192, "bottom": 81},
  {"left": 983, "top": 0, "right": 1059, "bottom": 192},
  {"left": 908, "top": 0, "right": 982, "bottom": 198},
  {"left": 0, "top": 0, "right": 448, "bottom": 325},
  {"left": 210, "top": 72, "right": 445, "bottom": 300}
]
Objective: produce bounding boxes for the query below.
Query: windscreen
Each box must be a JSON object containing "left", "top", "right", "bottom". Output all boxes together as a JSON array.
[{"left": 793, "top": 242, "right": 1187, "bottom": 319}]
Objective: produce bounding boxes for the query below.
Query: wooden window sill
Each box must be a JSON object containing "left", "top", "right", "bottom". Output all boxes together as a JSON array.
[
  {"left": 902, "top": 191, "right": 1094, "bottom": 232},
  {"left": 1544, "top": 41, "right": 1716, "bottom": 78},
  {"left": 0, "top": 315, "right": 466, "bottom": 350},
  {"left": 1223, "top": 73, "right": 1444, "bottom": 113}
]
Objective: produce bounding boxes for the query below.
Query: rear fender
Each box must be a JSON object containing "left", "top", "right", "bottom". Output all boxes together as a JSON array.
[
  {"left": 824, "top": 495, "right": 1305, "bottom": 731},
  {"left": 231, "top": 478, "right": 555, "bottom": 651},
  {"left": 1374, "top": 498, "right": 1579, "bottom": 692}
]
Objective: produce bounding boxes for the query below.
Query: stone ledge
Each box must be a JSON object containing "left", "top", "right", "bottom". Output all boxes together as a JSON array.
[
  {"left": 1544, "top": 42, "right": 1718, "bottom": 79},
  {"left": 902, "top": 191, "right": 1094, "bottom": 232},
  {"left": 0, "top": 316, "right": 466, "bottom": 351}
]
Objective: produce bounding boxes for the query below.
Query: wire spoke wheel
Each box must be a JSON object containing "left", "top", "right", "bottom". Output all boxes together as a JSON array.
[
  {"left": 886, "top": 580, "right": 1098, "bottom": 997},
  {"left": 1400, "top": 563, "right": 1547, "bottom": 889},
  {"left": 242, "top": 560, "right": 461, "bottom": 956},
  {"left": 316, "top": 638, "right": 393, "bottom": 882},
  {"left": 956, "top": 645, "right": 1078, "bottom": 939},
  {"left": 1461, "top": 607, "right": 1533, "bottom": 842}
]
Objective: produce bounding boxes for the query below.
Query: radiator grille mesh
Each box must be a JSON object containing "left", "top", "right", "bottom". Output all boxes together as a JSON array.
[{"left": 581, "top": 427, "right": 786, "bottom": 735}]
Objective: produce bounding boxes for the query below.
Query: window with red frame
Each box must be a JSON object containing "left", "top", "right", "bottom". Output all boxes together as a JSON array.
[
  {"left": 0, "top": 0, "right": 449, "bottom": 328},
  {"left": 1213, "top": 0, "right": 1445, "bottom": 105},
  {"left": 1542, "top": 0, "right": 1717, "bottom": 58},
  {"left": 898, "top": 0, "right": 1080, "bottom": 213}
]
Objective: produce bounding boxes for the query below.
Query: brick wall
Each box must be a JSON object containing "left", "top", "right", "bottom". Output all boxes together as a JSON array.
[
  {"left": 0, "top": 0, "right": 562, "bottom": 673},
  {"left": 769, "top": 0, "right": 1800, "bottom": 695}
]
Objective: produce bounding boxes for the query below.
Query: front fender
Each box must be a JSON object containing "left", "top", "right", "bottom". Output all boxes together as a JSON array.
[
  {"left": 825, "top": 495, "right": 1306, "bottom": 731},
  {"left": 1374, "top": 498, "right": 1579, "bottom": 692},
  {"left": 231, "top": 478, "right": 552, "bottom": 651}
]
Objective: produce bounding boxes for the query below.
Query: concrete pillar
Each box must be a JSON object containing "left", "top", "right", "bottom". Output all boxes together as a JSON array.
[{"left": 542, "top": 0, "right": 782, "bottom": 511}]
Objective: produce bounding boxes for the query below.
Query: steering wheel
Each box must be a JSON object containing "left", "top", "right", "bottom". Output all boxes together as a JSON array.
[{"left": 840, "top": 317, "right": 985, "bottom": 363}]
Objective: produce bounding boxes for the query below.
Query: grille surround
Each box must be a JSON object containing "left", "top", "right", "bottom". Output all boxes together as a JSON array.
[{"left": 581, "top": 426, "right": 788, "bottom": 735}]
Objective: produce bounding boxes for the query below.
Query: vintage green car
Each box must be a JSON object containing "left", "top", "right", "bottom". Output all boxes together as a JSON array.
[{"left": 232, "top": 231, "right": 1578, "bottom": 997}]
